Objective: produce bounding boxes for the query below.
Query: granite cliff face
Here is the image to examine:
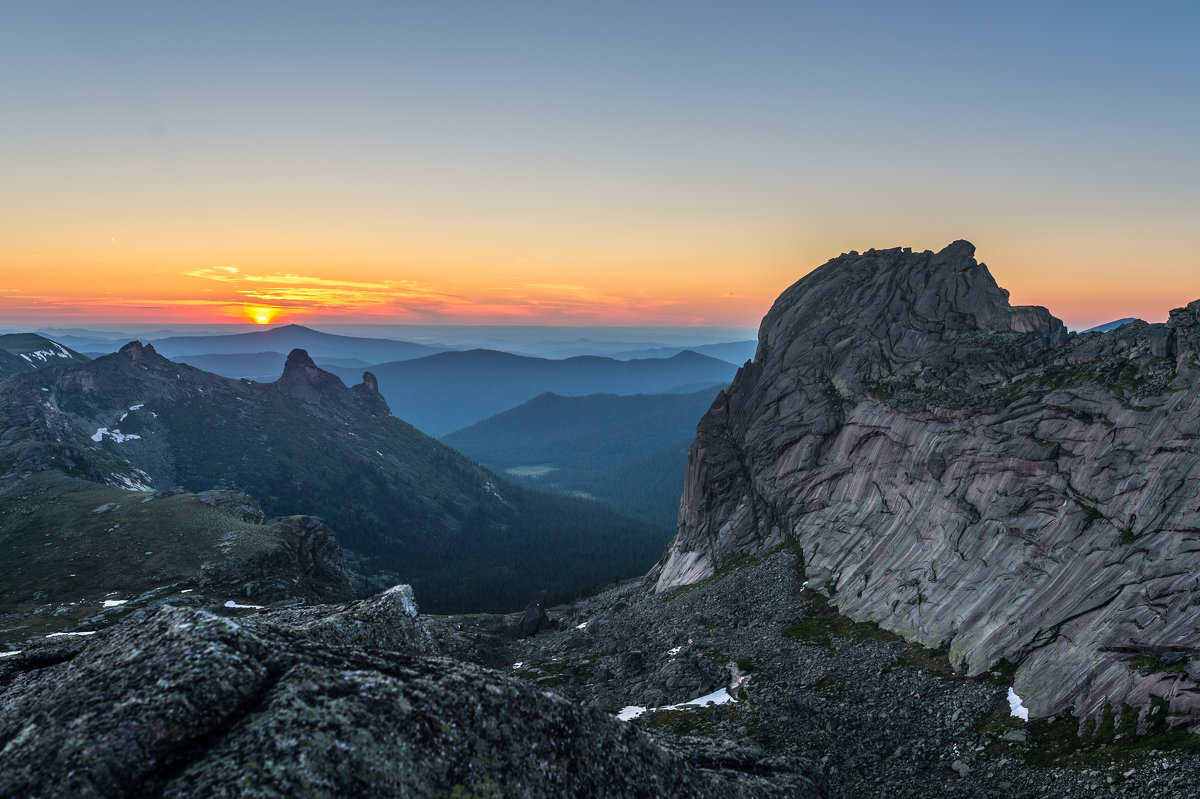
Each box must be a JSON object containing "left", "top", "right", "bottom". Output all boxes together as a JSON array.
[{"left": 652, "top": 241, "right": 1200, "bottom": 730}]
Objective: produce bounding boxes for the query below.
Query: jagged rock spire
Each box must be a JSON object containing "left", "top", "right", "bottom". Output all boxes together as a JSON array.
[{"left": 275, "top": 349, "right": 349, "bottom": 403}]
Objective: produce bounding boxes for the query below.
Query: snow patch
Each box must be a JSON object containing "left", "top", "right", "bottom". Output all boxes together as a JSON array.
[
  {"left": 223, "top": 600, "right": 263, "bottom": 610},
  {"left": 101, "top": 599, "right": 128, "bottom": 608},
  {"left": 505, "top": 464, "right": 558, "bottom": 479},
  {"left": 0, "top": 650, "right": 21, "bottom": 659},
  {"left": 616, "top": 687, "right": 739, "bottom": 722},
  {"left": 677, "top": 687, "right": 737, "bottom": 709},
  {"left": 667, "top": 646, "right": 683, "bottom": 657},
  {"left": 129, "top": 404, "right": 144, "bottom": 411},
  {"left": 1007, "top": 687, "right": 1030, "bottom": 721},
  {"left": 512, "top": 661, "right": 524, "bottom": 670},
  {"left": 18, "top": 344, "right": 72, "bottom": 364},
  {"left": 91, "top": 427, "right": 141, "bottom": 444},
  {"left": 46, "top": 631, "right": 97, "bottom": 638},
  {"left": 575, "top": 621, "right": 588, "bottom": 630},
  {"left": 180, "top": 589, "right": 194, "bottom": 594}
]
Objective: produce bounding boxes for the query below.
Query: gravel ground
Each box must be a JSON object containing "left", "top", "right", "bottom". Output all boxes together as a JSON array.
[{"left": 432, "top": 547, "right": 1200, "bottom": 798}]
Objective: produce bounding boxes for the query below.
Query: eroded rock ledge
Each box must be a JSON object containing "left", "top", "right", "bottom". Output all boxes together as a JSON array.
[{"left": 653, "top": 241, "right": 1200, "bottom": 731}]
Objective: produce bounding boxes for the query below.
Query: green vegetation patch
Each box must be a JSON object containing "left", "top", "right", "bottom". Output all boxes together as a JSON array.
[
  {"left": 638, "top": 702, "right": 746, "bottom": 737},
  {"left": 975, "top": 696, "right": 1200, "bottom": 767},
  {"left": 0, "top": 471, "right": 348, "bottom": 642}
]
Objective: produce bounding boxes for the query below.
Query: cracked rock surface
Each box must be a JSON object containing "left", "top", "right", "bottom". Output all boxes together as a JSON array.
[
  {"left": 653, "top": 241, "right": 1200, "bottom": 729},
  {"left": 0, "top": 585, "right": 828, "bottom": 798}
]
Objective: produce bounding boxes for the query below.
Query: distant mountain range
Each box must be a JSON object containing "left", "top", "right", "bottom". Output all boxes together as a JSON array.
[
  {"left": 326, "top": 348, "right": 738, "bottom": 436},
  {"left": 609, "top": 340, "right": 757, "bottom": 364},
  {"left": 513, "top": 339, "right": 755, "bottom": 363},
  {"left": 442, "top": 386, "right": 722, "bottom": 528},
  {"left": 1081, "top": 317, "right": 1139, "bottom": 333},
  {"left": 3, "top": 342, "right": 667, "bottom": 612},
  {"left": 150, "top": 324, "right": 445, "bottom": 362}
]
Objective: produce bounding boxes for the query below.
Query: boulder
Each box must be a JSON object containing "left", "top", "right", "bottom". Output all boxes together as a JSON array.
[{"left": 516, "top": 601, "right": 551, "bottom": 638}]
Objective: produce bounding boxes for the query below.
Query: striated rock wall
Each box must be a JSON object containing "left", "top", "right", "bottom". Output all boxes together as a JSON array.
[{"left": 653, "top": 241, "right": 1200, "bottom": 730}]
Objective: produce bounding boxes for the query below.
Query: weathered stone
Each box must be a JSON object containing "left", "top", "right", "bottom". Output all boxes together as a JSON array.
[
  {"left": 0, "top": 587, "right": 827, "bottom": 798},
  {"left": 516, "top": 601, "right": 551, "bottom": 638},
  {"left": 652, "top": 241, "right": 1200, "bottom": 731},
  {"left": 275, "top": 348, "right": 355, "bottom": 404}
]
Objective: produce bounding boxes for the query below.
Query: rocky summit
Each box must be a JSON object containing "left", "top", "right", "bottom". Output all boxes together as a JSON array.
[{"left": 652, "top": 241, "right": 1200, "bottom": 732}]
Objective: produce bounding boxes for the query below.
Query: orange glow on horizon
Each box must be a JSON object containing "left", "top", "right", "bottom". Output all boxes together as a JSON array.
[
  {"left": 247, "top": 306, "right": 280, "bottom": 325},
  {"left": 1, "top": 235, "right": 1196, "bottom": 331}
]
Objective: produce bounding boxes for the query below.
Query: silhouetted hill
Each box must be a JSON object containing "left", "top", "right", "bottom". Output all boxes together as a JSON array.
[
  {"left": 611, "top": 340, "right": 757, "bottom": 365},
  {"left": 343, "top": 349, "right": 737, "bottom": 436},
  {"left": 0, "top": 333, "right": 89, "bottom": 378},
  {"left": 1081, "top": 317, "right": 1139, "bottom": 333},
  {"left": 151, "top": 324, "right": 443, "bottom": 362},
  {"left": 442, "top": 387, "right": 721, "bottom": 528}
]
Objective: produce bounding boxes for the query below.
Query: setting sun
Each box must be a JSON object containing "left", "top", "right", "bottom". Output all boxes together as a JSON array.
[{"left": 248, "top": 307, "right": 279, "bottom": 325}]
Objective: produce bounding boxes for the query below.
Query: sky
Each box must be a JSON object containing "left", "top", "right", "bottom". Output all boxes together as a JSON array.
[{"left": 2, "top": 1, "right": 1198, "bottom": 331}]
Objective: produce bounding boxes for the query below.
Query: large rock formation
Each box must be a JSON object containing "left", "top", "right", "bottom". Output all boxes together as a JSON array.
[
  {"left": 0, "top": 587, "right": 827, "bottom": 798},
  {"left": 652, "top": 241, "right": 1200, "bottom": 730}
]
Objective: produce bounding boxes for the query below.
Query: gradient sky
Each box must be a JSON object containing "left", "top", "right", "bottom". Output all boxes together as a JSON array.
[{"left": 2, "top": 1, "right": 1197, "bottom": 330}]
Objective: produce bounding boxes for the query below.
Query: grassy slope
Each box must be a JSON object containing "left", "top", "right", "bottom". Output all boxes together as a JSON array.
[{"left": 0, "top": 471, "right": 352, "bottom": 643}]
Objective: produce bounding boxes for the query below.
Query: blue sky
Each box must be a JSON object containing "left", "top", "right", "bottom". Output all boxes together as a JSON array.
[{"left": 2, "top": 1, "right": 1197, "bottom": 328}]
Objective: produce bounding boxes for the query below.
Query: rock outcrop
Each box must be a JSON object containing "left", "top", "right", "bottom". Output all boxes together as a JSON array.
[
  {"left": 0, "top": 587, "right": 827, "bottom": 798},
  {"left": 652, "top": 241, "right": 1200, "bottom": 731},
  {"left": 275, "top": 347, "right": 368, "bottom": 405}
]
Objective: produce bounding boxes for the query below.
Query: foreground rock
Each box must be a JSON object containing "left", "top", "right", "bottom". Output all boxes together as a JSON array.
[
  {"left": 0, "top": 586, "right": 827, "bottom": 798},
  {"left": 653, "top": 241, "right": 1200, "bottom": 730}
]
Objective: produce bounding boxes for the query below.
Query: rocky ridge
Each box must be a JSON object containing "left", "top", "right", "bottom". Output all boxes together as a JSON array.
[
  {"left": 0, "top": 369, "right": 355, "bottom": 638},
  {"left": 0, "top": 333, "right": 87, "bottom": 379},
  {"left": 653, "top": 241, "right": 1200, "bottom": 731},
  {"left": 4, "top": 341, "right": 665, "bottom": 612}
]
